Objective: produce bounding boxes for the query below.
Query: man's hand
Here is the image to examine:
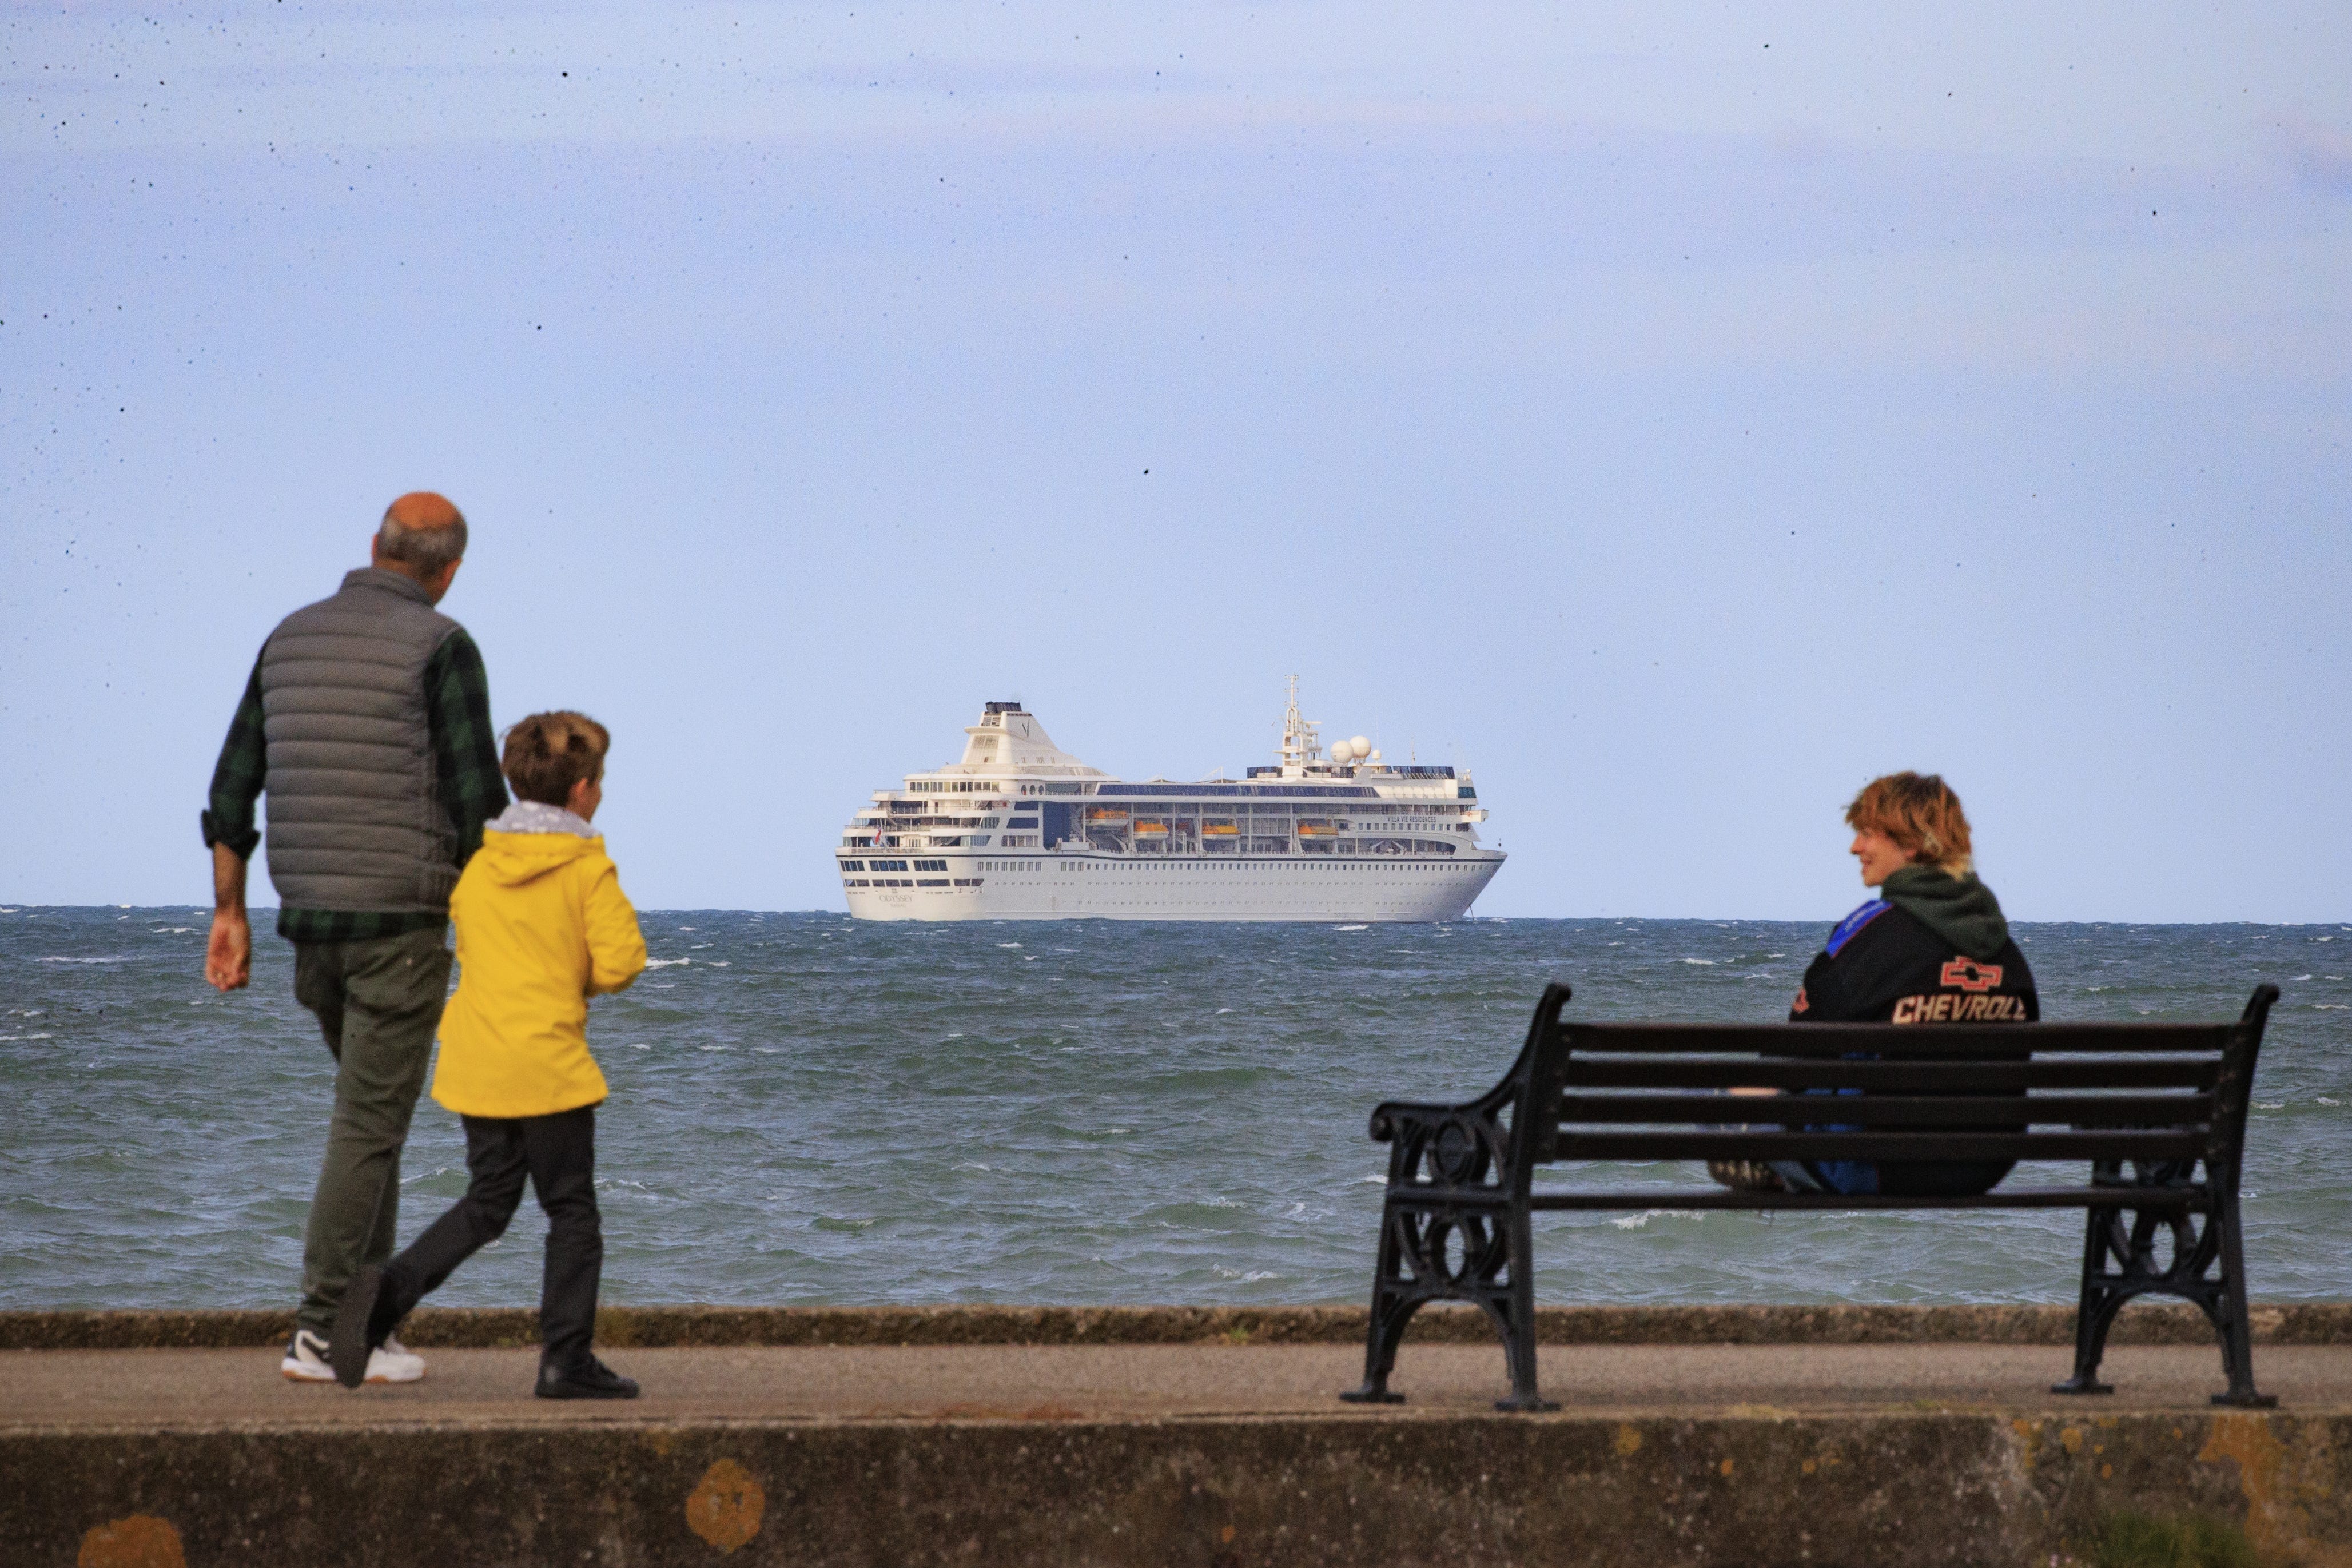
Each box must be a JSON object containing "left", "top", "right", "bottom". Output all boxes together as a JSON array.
[
  {"left": 206, "top": 910, "right": 251, "bottom": 991},
  {"left": 207, "top": 841, "right": 252, "bottom": 992}
]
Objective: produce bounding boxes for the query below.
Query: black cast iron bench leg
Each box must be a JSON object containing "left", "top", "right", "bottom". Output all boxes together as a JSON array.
[
  {"left": 2208, "top": 1191, "right": 2276, "bottom": 1408},
  {"left": 1342, "top": 1204, "right": 1418, "bottom": 1404},
  {"left": 2053, "top": 1203, "right": 2124, "bottom": 1396},
  {"left": 1490, "top": 1207, "right": 1555, "bottom": 1412}
]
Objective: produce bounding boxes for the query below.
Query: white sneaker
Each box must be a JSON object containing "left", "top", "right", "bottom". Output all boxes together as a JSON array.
[
  {"left": 371, "top": 1333, "right": 427, "bottom": 1383},
  {"left": 280, "top": 1327, "right": 427, "bottom": 1384},
  {"left": 281, "top": 1328, "right": 335, "bottom": 1382}
]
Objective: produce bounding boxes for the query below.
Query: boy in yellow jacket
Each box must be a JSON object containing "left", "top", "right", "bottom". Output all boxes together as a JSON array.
[{"left": 332, "top": 711, "right": 647, "bottom": 1396}]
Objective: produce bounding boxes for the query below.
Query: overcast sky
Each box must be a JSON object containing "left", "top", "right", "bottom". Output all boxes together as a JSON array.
[{"left": 3, "top": 2, "right": 2346, "bottom": 922}]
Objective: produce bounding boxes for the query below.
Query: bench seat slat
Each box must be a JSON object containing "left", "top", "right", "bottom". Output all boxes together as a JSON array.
[
  {"left": 1567, "top": 1059, "right": 2219, "bottom": 1091},
  {"left": 1523, "top": 1185, "right": 2208, "bottom": 1212},
  {"left": 1559, "top": 1092, "right": 2211, "bottom": 1128},
  {"left": 1559, "top": 1129, "right": 2207, "bottom": 1162},
  {"left": 1566, "top": 1022, "right": 2234, "bottom": 1055}
]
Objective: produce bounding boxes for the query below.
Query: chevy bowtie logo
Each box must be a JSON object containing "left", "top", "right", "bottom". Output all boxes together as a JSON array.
[{"left": 1940, "top": 958, "right": 2004, "bottom": 993}]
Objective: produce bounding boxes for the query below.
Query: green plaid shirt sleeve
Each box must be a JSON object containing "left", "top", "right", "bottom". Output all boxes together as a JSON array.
[
  {"left": 200, "top": 649, "right": 268, "bottom": 858},
  {"left": 425, "top": 627, "right": 507, "bottom": 868}
]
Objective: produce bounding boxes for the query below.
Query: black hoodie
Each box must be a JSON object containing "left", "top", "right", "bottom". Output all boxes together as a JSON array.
[
  {"left": 1793, "top": 870, "right": 2037, "bottom": 1027},
  {"left": 1787, "top": 869, "right": 2038, "bottom": 1197}
]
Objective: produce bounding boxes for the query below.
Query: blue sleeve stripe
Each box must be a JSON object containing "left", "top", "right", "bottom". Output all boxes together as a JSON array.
[{"left": 1825, "top": 900, "right": 1891, "bottom": 958}]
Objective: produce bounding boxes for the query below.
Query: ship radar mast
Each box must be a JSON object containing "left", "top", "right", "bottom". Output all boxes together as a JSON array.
[{"left": 1278, "top": 674, "right": 1324, "bottom": 777}]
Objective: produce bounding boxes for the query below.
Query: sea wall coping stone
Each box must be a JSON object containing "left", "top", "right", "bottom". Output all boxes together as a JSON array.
[{"left": 6, "top": 1300, "right": 2350, "bottom": 1351}]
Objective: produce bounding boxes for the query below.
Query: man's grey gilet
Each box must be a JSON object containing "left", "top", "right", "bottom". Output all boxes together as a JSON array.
[{"left": 258, "top": 567, "right": 464, "bottom": 914}]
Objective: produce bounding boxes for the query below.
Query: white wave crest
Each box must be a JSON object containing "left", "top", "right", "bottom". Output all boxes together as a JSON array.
[{"left": 644, "top": 957, "right": 690, "bottom": 969}]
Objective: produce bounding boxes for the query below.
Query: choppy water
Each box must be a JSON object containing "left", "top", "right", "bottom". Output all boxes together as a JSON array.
[{"left": 3, "top": 906, "right": 2349, "bottom": 1311}]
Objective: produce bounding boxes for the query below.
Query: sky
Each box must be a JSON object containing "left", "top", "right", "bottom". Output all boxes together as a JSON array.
[{"left": 3, "top": 2, "right": 2346, "bottom": 922}]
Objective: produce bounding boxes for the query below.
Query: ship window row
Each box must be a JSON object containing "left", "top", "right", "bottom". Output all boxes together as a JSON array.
[
  {"left": 1060, "top": 859, "right": 1471, "bottom": 872},
  {"left": 913, "top": 859, "right": 949, "bottom": 872},
  {"left": 1067, "top": 804, "right": 1457, "bottom": 821},
  {"left": 1244, "top": 764, "right": 1458, "bottom": 781},
  {"left": 1095, "top": 783, "right": 1378, "bottom": 800}
]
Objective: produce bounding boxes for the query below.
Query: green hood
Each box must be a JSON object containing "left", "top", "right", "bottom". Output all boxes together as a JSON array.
[{"left": 1880, "top": 865, "right": 2011, "bottom": 961}]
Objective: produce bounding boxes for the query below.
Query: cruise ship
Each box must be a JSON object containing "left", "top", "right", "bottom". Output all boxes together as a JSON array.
[{"left": 837, "top": 682, "right": 1504, "bottom": 922}]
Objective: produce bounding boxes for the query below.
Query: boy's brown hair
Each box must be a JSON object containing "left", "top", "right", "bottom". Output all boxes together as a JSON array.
[
  {"left": 503, "top": 710, "right": 610, "bottom": 807},
  {"left": 1845, "top": 771, "right": 1973, "bottom": 874}
]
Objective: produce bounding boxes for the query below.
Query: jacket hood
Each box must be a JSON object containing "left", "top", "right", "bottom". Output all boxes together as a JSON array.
[
  {"left": 471, "top": 827, "right": 604, "bottom": 888},
  {"left": 1880, "top": 865, "right": 2010, "bottom": 961},
  {"left": 487, "top": 800, "right": 596, "bottom": 838}
]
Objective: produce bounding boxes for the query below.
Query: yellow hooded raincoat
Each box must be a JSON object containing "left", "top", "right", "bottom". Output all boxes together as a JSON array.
[{"left": 433, "top": 825, "right": 647, "bottom": 1119}]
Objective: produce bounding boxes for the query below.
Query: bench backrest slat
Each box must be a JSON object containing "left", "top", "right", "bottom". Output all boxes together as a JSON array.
[
  {"left": 1559, "top": 1092, "right": 2212, "bottom": 1128},
  {"left": 1565, "top": 1058, "right": 2220, "bottom": 1092},
  {"left": 1565, "top": 1129, "right": 2208, "bottom": 1163},
  {"left": 1562, "top": 1022, "right": 2235, "bottom": 1056}
]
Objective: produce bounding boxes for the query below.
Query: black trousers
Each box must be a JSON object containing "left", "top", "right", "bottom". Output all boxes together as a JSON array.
[{"left": 384, "top": 1104, "right": 603, "bottom": 1368}]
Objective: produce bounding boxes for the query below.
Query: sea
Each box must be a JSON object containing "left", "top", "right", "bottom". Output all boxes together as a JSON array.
[{"left": 3, "top": 906, "right": 2347, "bottom": 1312}]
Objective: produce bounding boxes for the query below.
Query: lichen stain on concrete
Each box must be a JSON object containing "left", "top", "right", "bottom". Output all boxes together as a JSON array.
[
  {"left": 1717, "top": 1458, "right": 1735, "bottom": 1477},
  {"left": 2060, "top": 1426, "right": 2086, "bottom": 1454},
  {"left": 2195, "top": 1416, "right": 2352, "bottom": 1567},
  {"left": 2010, "top": 1417, "right": 2045, "bottom": 1473},
  {"left": 77, "top": 1514, "right": 184, "bottom": 1568},
  {"left": 685, "top": 1458, "right": 766, "bottom": 1555},
  {"left": 1614, "top": 1423, "right": 1642, "bottom": 1456}
]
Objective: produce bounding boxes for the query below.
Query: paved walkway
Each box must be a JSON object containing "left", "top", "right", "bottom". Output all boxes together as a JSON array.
[{"left": 9, "top": 1341, "right": 2349, "bottom": 1429}]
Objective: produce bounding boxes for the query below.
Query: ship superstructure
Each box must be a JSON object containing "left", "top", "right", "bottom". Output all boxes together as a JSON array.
[{"left": 837, "top": 681, "right": 1503, "bottom": 922}]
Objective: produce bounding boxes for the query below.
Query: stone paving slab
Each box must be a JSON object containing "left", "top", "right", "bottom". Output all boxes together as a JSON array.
[{"left": 7, "top": 1341, "right": 2347, "bottom": 1431}]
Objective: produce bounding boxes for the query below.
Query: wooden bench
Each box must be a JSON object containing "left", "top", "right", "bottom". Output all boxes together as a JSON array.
[{"left": 1340, "top": 982, "right": 2281, "bottom": 1411}]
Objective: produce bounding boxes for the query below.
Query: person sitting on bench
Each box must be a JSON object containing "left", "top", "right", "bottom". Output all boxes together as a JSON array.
[{"left": 1712, "top": 771, "right": 2039, "bottom": 1197}]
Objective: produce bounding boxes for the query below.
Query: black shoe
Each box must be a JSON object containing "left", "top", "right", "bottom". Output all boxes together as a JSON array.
[
  {"left": 536, "top": 1355, "right": 639, "bottom": 1400},
  {"left": 330, "top": 1265, "right": 386, "bottom": 1390}
]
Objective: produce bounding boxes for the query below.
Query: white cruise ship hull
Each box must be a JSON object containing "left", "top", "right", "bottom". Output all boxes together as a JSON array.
[{"left": 846, "top": 849, "right": 1503, "bottom": 924}]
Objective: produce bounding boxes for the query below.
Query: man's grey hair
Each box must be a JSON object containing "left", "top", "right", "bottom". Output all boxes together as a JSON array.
[{"left": 376, "top": 507, "right": 468, "bottom": 576}]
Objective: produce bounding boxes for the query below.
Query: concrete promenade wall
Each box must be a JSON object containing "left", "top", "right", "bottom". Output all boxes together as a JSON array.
[
  {"left": 13, "top": 1307, "right": 2352, "bottom": 1567},
  {"left": 20, "top": 1409, "right": 2352, "bottom": 1568}
]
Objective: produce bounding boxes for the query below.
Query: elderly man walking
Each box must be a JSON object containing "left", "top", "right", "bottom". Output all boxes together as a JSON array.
[{"left": 202, "top": 492, "right": 507, "bottom": 1384}]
